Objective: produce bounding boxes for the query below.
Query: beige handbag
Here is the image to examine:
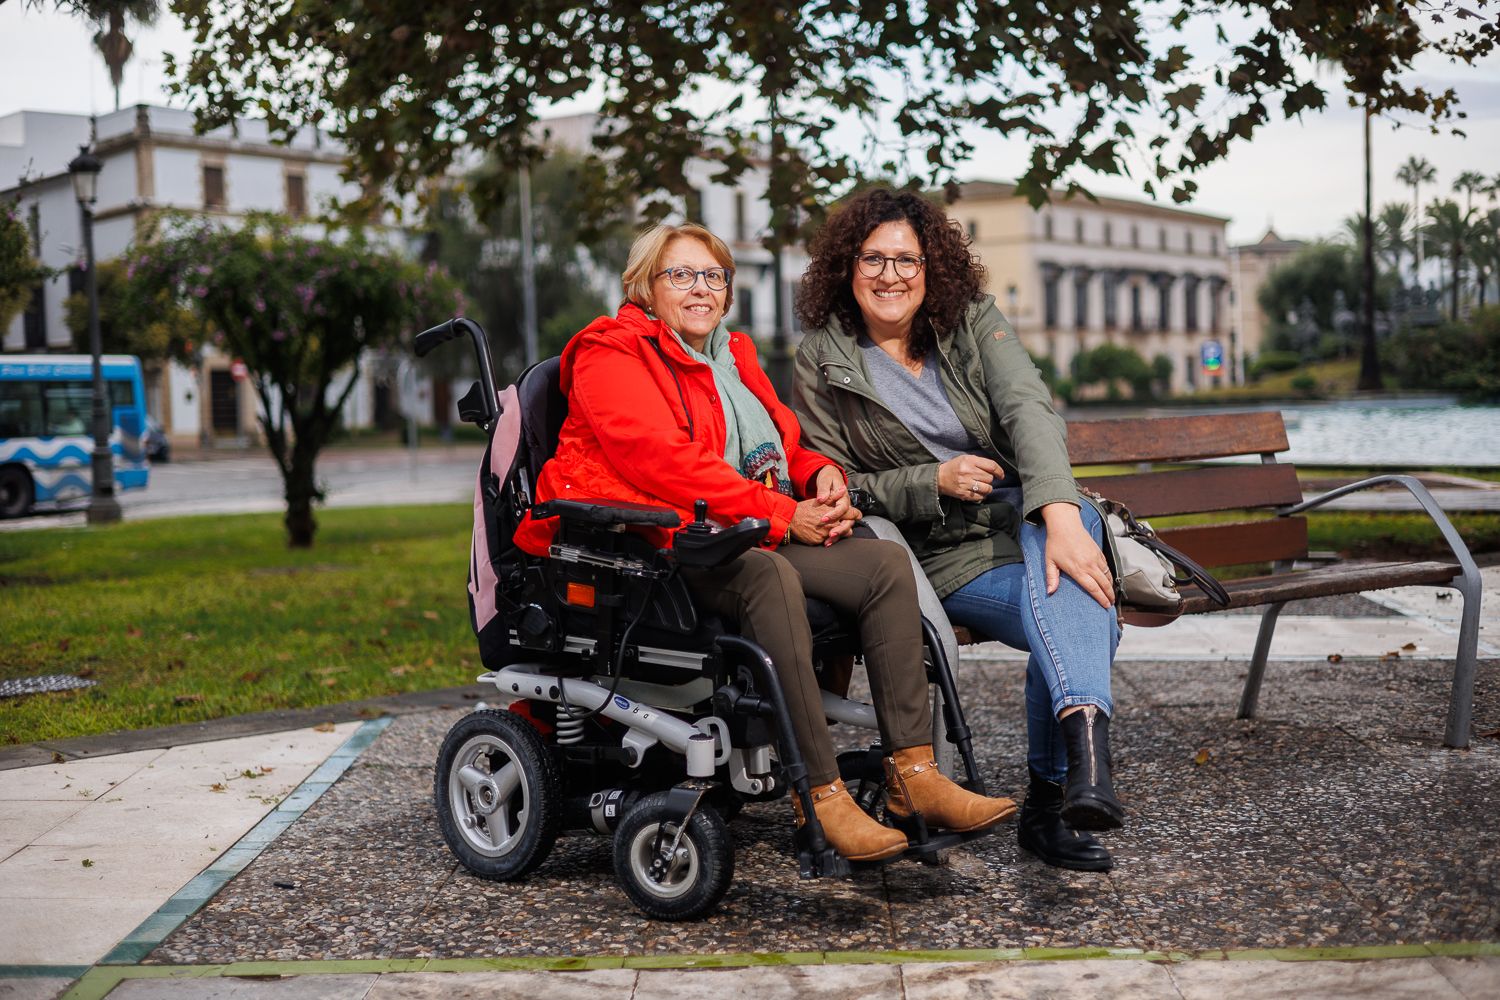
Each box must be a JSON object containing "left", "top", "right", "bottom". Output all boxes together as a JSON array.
[{"left": 1080, "top": 490, "right": 1230, "bottom": 627}]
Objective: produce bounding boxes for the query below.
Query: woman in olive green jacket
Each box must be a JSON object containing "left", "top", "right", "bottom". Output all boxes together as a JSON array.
[{"left": 792, "top": 188, "right": 1125, "bottom": 872}]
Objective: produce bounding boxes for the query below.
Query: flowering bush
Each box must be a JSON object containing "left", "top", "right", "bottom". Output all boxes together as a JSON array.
[
  {"left": 0, "top": 198, "right": 52, "bottom": 332},
  {"left": 117, "top": 212, "right": 463, "bottom": 546}
]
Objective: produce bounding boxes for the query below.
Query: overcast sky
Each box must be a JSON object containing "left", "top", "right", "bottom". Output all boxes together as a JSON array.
[{"left": 2, "top": 3, "right": 1497, "bottom": 246}]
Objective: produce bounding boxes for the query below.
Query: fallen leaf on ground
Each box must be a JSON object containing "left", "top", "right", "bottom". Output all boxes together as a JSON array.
[
  {"left": 51, "top": 751, "right": 64, "bottom": 763},
  {"left": 1194, "top": 748, "right": 1211, "bottom": 765},
  {"left": 1327, "top": 653, "right": 1343, "bottom": 663},
  {"left": 383, "top": 598, "right": 409, "bottom": 608},
  {"left": 313, "top": 721, "right": 335, "bottom": 733},
  {"left": 125, "top": 626, "right": 143, "bottom": 638},
  {"left": 275, "top": 652, "right": 293, "bottom": 662},
  {"left": 1401, "top": 642, "right": 1417, "bottom": 651},
  {"left": 1381, "top": 650, "right": 1401, "bottom": 660},
  {"left": 269, "top": 601, "right": 287, "bottom": 611},
  {"left": 173, "top": 694, "right": 205, "bottom": 706},
  {"left": 58, "top": 639, "right": 69, "bottom": 652},
  {"left": 389, "top": 665, "right": 411, "bottom": 677},
  {"left": 209, "top": 782, "right": 227, "bottom": 792},
  {"left": 321, "top": 678, "right": 338, "bottom": 687},
  {"left": 81, "top": 859, "right": 93, "bottom": 868},
  {"left": 422, "top": 610, "right": 440, "bottom": 620}
]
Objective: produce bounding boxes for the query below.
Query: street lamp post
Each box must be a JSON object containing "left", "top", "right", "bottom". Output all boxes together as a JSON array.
[{"left": 68, "top": 145, "right": 121, "bottom": 525}]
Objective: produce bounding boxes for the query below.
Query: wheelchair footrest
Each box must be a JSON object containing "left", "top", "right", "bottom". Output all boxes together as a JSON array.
[{"left": 797, "top": 845, "right": 852, "bottom": 880}]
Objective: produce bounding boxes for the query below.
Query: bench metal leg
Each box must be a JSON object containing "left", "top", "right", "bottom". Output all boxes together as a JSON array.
[
  {"left": 1237, "top": 602, "right": 1286, "bottom": 719},
  {"left": 1445, "top": 576, "right": 1482, "bottom": 749}
]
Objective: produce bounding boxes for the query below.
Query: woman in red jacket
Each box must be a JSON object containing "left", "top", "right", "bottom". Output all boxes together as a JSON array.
[{"left": 515, "top": 223, "right": 1015, "bottom": 862}]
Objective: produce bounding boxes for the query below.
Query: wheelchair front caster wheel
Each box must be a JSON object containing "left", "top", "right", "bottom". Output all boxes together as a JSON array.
[
  {"left": 613, "top": 791, "right": 734, "bottom": 921},
  {"left": 435, "top": 709, "right": 561, "bottom": 881}
]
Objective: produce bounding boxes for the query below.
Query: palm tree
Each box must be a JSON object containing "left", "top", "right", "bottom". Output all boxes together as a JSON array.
[
  {"left": 1424, "top": 199, "right": 1475, "bottom": 320},
  {"left": 51, "top": 1, "right": 162, "bottom": 112},
  {"left": 1397, "top": 156, "right": 1437, "bottom": 280},
  {"left": 1377, "top": 202, "right": 1412, "bottom": 276},
  {"left": 1455, "top": 170, "right": 1488, "bottom": 215},
  {"left": 1472, "top": 209, "right": 1500, "bottom": 309}
]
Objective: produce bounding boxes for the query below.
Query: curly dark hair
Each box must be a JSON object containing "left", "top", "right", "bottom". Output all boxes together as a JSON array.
[{"left": 796, "top": 187, "right": 985, "bottom": 360}]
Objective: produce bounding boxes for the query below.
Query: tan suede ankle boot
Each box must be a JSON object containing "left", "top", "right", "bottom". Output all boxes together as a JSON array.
[
  {"left": 884, "top": 745, "right": 1018, "bottom": 834},
  {"left": 791, "top": 779, "right": 908, "bottom": 862}
]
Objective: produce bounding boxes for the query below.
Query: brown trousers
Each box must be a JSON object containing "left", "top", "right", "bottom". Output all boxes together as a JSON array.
[{"left": 681, "top": 537, "right": 932, "bottom": 784}]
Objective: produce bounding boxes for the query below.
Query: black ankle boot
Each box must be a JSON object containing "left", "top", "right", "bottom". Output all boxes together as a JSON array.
[
  {"left": 1060, "top": 706, "right": 1124, "bottom": 831},
  {"left": 1018, "top": 770, "right": 1113, "bottom": 872}
]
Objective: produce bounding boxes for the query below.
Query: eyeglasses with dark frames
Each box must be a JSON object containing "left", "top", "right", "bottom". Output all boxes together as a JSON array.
[
  {"left": 656, "top": 266, "right": 733, "bottom": 291},
  {"left": 852, "top": 252, "right": 925, "bottom": 279}
]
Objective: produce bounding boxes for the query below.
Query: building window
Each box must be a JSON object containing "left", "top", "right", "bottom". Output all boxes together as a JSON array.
[
  {"left": 1131, "top": 224, "right": 1140, "bottom": 249},
  {"left": 1185, "top": 230, "right": 1194, "bottom": 254},
  {"left": 1211, "top": 233, "right": 1219, "bottom": 256},
  {"left": 1104, "top": 221, "right": 1113, "bottom": 246},
  {"left": 1130, "top": 284, "right": 1142, "bottom": 332},
  {"left": 1103, "top": 272, "right": 1118, "bottom": 329},
  {"left": 967, "top": 219, "right": 977, "bottom": 240},
  {"left": 1074, "top": 218, "right": 1084, "bottom": 243},
  {"left": 734, "top": 192, "right": 747, "bottom": 243},
  {"left": 285, "top": 172, "right": 307, "bottom": 218},
  {"left": 22, "top": 285, "right": 46, "bottom": 350},
  {"left": 1184, "top": 274, "right": 1200, "bottom": 332},
  {"left": 1157, "top": 278, "right": 1171, "bottom": 331},
  {"left": 1158, "top": 227, "right": 1167, "bottom": 251},
  {"left": 1043, "top": 214, "right": 1054, "bottom": 241},
  {"left": 1043, "top": 274, "right": 1059, "bottom": 330},
  {"left": 203, "top": 163, "right": 226, "bottom": 210},
  {"left": 1074, "top": 272, "right": 1089, "bottom": 330},
  {"left": 685, "top": 187, "right": 704, "bottom": 224}
]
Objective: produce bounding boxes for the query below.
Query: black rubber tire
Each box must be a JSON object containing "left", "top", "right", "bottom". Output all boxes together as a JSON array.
[
  {"left": 434, "top": 709, "right": 561, "bottom": 881},
  {"left": 0, "top": 465, "right": 34, "bottom": 519},
  {"left": 612, "top": 791, "right": 734, "bottom": 921}
]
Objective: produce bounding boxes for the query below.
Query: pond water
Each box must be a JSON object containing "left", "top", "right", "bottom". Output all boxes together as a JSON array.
[{"left": 1071, "top": 397, "right": 1500, "bottom": 468}]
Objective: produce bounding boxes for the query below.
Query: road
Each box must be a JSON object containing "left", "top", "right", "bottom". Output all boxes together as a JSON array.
[
  {"left": 4, "top": 443, "right": 1497, "bottom": 533},
  {"left": 0, "top": 443, "right": 487, "bottom": 531}
]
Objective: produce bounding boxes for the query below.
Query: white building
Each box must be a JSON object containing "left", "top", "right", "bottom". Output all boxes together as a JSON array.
[
  {"left": 951, "top": 181, "right": 1233, "bottom": 393},
  {"left": 0, "top": 104, "right": 379, "bottom": 448}
]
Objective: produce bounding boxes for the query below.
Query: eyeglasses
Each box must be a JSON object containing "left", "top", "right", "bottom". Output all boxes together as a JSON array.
[
  {"left": 853, "top": 252, "right": 925, "bottom": 280},
  {"left": 657, "top": 266, "right": 733, "bottom": 291}
]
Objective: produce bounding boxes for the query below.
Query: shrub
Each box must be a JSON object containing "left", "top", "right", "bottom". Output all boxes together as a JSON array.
[
  {"left": 1249, "top": 350, "right": 1302, "bottom": 380},
  {"left": 1384, "top": 307, "right": 1500, "bottom": 402}
]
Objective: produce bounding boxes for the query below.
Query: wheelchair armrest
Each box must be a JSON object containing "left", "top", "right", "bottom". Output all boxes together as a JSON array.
[
  {"left": 532, "top": 498, "right": 682, "bottom": 528},
  {"left": 671, "top": 517, "right": 771, "bottom": 568}
]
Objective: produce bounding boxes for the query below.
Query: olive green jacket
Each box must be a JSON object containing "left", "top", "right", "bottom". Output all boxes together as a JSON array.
[{"left": 791, "top": 295, "right": 1077, "bottom": 598}]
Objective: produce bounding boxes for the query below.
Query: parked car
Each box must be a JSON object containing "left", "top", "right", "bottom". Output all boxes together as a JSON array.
[{"left": 145, "top": 416, "right": 170, "bottom": 463}]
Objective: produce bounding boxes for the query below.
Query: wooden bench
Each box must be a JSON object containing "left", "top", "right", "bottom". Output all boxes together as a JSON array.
[{"left": 954, "top": 411, "right": 1483, "bottom": 748}]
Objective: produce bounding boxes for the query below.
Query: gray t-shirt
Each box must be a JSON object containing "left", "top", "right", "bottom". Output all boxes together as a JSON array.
[
  {"left": 858, "top": 335, "right": 1016, "bottom": 498},
  {"left": 858, "top": 336, "right": 975, "bottom": 461}
]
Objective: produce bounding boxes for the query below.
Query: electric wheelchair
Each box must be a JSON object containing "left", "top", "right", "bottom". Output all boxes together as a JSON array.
[{"left": 417, "top": 317, "right": 992, "bottom": 921}]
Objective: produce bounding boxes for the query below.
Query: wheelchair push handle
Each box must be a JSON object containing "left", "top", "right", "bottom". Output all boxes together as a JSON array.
[{"left": 412, "top": 316, "right": 502, "bottom": 433}]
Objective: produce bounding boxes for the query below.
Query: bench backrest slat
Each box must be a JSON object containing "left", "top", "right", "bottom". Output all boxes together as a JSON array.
[
  {"left": 1076, "top": 464, "right": 1303, "bottom": 518},
  {"left": 1067, "top": 412, "right": 1289, "bottom": 464},
  {"left": 1156, "top": 516, "right": 1309, "bottom": 568}
]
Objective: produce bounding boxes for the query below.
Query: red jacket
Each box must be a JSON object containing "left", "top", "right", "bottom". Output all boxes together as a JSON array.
[{"left": 514, "top": 303, "right": 839, "bottom": 556}]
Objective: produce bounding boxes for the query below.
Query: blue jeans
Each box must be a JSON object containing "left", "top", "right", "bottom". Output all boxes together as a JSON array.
[{"left": 940, "top": 500, "right": 1120, "bottom": 784}]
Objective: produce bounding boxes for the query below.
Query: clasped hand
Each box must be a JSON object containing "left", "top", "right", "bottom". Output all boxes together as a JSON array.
[
  {"left": 938, "top": 454, "right": 1005, "bottom": 502},
  {"left": 788, "top": 466, "right": 862, "bottom": 546}
]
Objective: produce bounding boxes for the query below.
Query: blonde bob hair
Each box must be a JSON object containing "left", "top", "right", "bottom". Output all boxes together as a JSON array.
[{"left": 620, "top": 223, "right": 736, "bottom": 314}]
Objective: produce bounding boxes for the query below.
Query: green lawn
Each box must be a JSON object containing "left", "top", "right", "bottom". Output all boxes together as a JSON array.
[{"left": 0, "top": 505, "right": 476, "bottom": 745}]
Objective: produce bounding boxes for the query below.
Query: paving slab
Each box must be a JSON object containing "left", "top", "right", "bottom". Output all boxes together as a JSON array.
[
  {"left": 0, "top": 723, "right": 360, "bottom": 967},
  {"left": 1428, "top": 956, "right": 1500, "bottom": 999},
  {"left": 107, "top": 974, "right": 379, "bottom": 999},
  {"left": 633, "top": 964, "right": 902, "bottom": 999},
  {"left": 363, "top": 969, "right": 638, "bottom": 999},
  {"left": 0, "top": 978, "right": 72, "bottom": 1000},
  {"left": 1167, "top": 955, "right": 1472, "bottom": 998},
  {"left": 902, "top": 959, "right": 1181, "bottom": 999}
]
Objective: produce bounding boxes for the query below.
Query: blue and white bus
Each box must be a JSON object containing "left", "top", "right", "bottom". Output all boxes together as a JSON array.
[{"left": 0, "top": 355, "right": 151, "bottom": 517}]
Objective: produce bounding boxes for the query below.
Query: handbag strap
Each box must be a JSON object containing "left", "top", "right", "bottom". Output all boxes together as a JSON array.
[{"left": 1135, "top": 533, "right": 1232, "bottom": 607}]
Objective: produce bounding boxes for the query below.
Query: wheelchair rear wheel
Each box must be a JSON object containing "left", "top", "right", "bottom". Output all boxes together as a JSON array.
[
  {"left": 613, "top": 791, "right": 734, "bottom": 920},
  {"left": 435, "top": 709, "right": 561, "bottom": 881}
]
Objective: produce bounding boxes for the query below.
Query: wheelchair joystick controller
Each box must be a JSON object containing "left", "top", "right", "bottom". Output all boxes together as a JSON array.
[{"left": 685, "top": 499, "right": 712, "bottom": 534}]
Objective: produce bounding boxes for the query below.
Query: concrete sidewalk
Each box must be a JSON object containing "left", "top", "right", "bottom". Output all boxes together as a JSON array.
[{"left": 2, "top": 569, "right": 1498, "bottom": 999}]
